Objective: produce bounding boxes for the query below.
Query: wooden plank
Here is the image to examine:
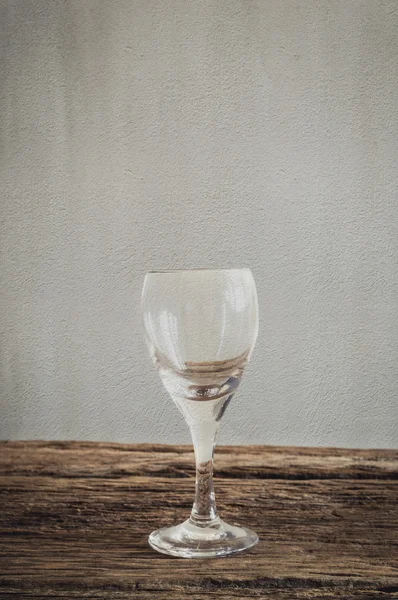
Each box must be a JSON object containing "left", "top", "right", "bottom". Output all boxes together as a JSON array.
[
  {"left": 1, "top": 441, "right": 397, "bottom": 479},
  {"left": 0, "top": 442, "right": 397, "bottom": 599}
]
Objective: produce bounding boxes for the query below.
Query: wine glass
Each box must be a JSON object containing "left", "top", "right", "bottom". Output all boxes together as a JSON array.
[{"left": 142, "top": 268, "right": 259, "bottom": 558}]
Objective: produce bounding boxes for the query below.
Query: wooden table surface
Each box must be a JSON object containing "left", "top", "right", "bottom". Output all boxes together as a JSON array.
[{"left": 1, "top": 442, "right": 397, "bottom": 599}]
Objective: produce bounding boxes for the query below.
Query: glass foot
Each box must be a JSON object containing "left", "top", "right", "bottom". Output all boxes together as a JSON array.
[{"left": 148, "top": 517, "right": 258, "bottom": 558}]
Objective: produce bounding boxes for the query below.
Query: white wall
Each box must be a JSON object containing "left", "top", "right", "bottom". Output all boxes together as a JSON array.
[{"left": 1, "top": 0, "right": 397, "bottom": 448}]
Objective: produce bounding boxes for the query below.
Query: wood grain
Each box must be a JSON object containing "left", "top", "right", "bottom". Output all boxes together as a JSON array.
[{"left": 0, "top": 442, "right": 397, "bottom": 599}]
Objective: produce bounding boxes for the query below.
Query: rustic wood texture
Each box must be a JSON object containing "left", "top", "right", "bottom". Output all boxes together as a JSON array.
[{"left": 0, "top": 442, "right": 397, "bottom": 599}]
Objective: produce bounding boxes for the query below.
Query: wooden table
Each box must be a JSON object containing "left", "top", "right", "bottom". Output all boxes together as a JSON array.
[{"left": 1, "top": 442, "right": 397, "bottom": 599}]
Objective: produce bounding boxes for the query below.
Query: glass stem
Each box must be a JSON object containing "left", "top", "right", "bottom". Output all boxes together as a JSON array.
[{"left": 189, "top": 419, "right": 219, "bottom": 526}]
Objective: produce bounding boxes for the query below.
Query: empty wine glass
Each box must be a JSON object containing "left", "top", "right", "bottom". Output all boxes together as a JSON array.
[{"left": 142, "top": 268, "right": 259, "bottom": 558}]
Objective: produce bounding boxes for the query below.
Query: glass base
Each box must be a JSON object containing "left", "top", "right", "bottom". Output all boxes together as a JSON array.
[{"left": 148, "top": 517, "right": 259, "bottom": 558}]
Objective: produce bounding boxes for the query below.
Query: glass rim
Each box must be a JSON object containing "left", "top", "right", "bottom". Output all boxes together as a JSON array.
[{"left": 146, "top": 268, "right": 251, "bottom": 275}]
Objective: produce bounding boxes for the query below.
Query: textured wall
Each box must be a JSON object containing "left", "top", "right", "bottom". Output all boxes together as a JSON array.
[{"left": 1, "top": 0, "right": 397, "bottom": 447}]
